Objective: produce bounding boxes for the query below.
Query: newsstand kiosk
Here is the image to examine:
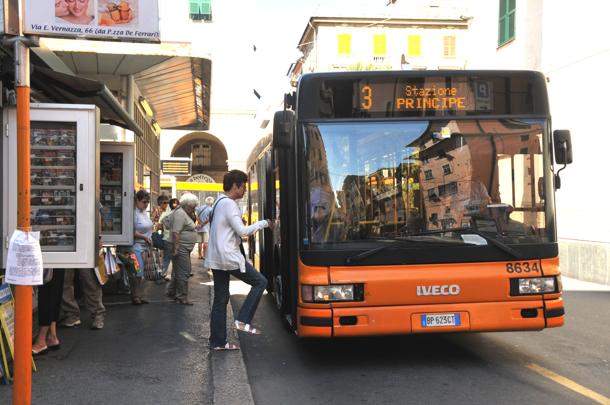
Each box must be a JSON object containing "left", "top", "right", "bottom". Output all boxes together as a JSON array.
[{"left": 1, "top": 103, "right": 135, "bottom": 270}]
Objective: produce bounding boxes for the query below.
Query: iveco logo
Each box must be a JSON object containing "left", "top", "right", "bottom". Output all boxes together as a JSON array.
[{"left": 416, "top": 284, "right": 460, "bottom": 296}]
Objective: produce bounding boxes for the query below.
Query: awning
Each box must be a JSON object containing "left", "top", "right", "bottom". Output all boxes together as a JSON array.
[
  {"left": 134, "top": 57, "right": 211, "bottom": 130},
  {"left": 31, "top": 40, "right": 212, "bottom": 132},
  {"left": 31, "top": 66, "right": 144, "bottom": 136}
]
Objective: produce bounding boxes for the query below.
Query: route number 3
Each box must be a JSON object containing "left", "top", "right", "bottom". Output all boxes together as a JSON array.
[
  {"left": 361, "top": 85, "right": 372, "bottom": 110},
  {"left": 506, "top": 262, "right": 539, "bottom": 273}
]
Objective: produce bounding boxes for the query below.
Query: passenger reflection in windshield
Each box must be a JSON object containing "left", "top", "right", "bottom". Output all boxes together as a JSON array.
[
  {"left": 310, "top": 186, "right": 340, "bottom": 242},
  {"left": 468, "top": 180, "right": 519, "bottom": 234},
  {"left": 467, "top": 179, "right": 493, "bottom": 219}
]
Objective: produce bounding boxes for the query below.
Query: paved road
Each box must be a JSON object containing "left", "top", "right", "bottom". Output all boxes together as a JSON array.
[
  {"left": 232, "top": 287, "right": 610, "bottom": 405},
  {"left": 1, "top": 267, "right": 214, "bottom": 405}
]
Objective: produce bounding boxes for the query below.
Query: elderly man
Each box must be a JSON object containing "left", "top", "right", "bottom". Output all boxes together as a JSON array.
[{"left": 168, "top": 193, "right": 199, "bottom": 305}]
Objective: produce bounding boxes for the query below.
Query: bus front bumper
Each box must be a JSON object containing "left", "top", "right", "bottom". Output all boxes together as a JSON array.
[{"left": 297, "top": 298, "right": 564, "bottom": 337}]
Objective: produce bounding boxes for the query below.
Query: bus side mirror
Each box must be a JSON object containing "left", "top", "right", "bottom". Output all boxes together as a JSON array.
[
  {"left": 553, "top": 130, "right": 573, "bottom": 165},
  {"left": 273, "top": 110, "right": 295, "bottom": 149}
]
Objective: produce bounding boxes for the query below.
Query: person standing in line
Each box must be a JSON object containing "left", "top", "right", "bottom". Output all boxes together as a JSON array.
[
  {"left": 207, "top": 170, "right": 273, "bottom": 351},
  {"left": 60, "top": 267, "right": 106, "bottom": 329},
  {"left": 61, "top": 203, "right": 106, "bottom": 329},
  {"left": 160, "top": 197, "right": 180, "bottom": 282},
  {"left": 169, "top": 198, "right": 180, "bottom": 211},
  {"left": 131, "top": 190, "right": 153, "bottom": 305},
  {"left": 196, "top": 196, "right": 214, "bottom": 259},
  {"left": 169, "top": 193, "right": 199, "bottom": 305},
  {"left": 152, "top": 195, "right": 169, "bottom": 227},
  {"left": 152, "top": 195, "right": 170, "bottom": 281},
  {"left": 32, "top": 269, "right": 65, "bottom": 355}
]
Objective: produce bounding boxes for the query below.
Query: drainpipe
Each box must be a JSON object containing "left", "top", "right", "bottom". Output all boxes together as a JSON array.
[
  {"left": 126, "top": 74, "right": 135, "bottom": 117},
  {"left": 308, "top": 19, "right": 318, "bottom": 70}
]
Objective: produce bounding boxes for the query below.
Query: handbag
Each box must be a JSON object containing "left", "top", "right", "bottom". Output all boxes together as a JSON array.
[
  {"left": 142, "top": 247, "right": 163, "bottom": 281},
  {"left": 152, "top": 231, "right": 165, "bottom": 250},
  {"left": 116, "top": 248, "right": 140, "bottom": 276},
  {"left": 94, "top": 250, "right": 109, "bottom": 285}
]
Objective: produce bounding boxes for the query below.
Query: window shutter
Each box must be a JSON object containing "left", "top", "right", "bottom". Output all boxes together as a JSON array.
[
  {"left": 443, "top": 36, "right": 456, "bottom": 58},
  {"left": 190, "top": 0, "right": 201, "bottom": 14},
  {"left": 498, "top": 0, "right": 516, "bottom": 46},
  {"left": 408, "top": 35, "right": 421, "bottom": 57},
  {"left": 373, "top": 34, "right": 386, "bottom": 56},
  {"left": 200, "top": 0, "right": 211, "bottom": 14},
  {"left": 190, "top": 0, "right": 212, "bottom": 21},
  {"left": 338, "top": 34, "right": 351, "bottom": 55}
]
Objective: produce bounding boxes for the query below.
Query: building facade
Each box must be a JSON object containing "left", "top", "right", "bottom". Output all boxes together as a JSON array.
[
  {"left": 158, "top": 0, "right": 262, "bottom": 199},
  {"left": 291, "top": 6, "right": 470, "bottom": 81}
]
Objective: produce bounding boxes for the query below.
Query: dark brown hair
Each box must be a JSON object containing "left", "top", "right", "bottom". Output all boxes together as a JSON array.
[
  {"left": 157, "top": 195, "right": 169, "bottom": 205},
  {"left": 223, "top": 170, "right": 248, "bottom": 192},
  {"left": 135, "top": 189, "right": 150, "bottom": 202}
]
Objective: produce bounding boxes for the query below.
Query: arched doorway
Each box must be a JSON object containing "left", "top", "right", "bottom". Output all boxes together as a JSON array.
[{"left": 171, "top": 131, "right": 228, "bottom": 183}]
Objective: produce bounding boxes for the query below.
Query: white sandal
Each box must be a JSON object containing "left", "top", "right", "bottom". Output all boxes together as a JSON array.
[
  {"left": 212, "top": 342, "right": 239, "bottom": 351},
  {"left": 234, "top": 320, "right": 261, "bottom": 335}
]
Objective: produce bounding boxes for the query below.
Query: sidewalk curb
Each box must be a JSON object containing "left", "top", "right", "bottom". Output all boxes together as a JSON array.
[{"left": 209, "top": 276, "right": 255, "bottom": 405}]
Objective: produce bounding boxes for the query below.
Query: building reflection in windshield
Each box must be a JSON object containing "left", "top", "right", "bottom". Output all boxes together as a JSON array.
[{"left": 304, "top": 119, "right": 548, "bottom": 245}]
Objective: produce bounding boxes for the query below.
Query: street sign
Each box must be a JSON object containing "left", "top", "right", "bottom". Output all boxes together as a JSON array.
[
  {"left": 23, "top": 0, "right": 160, "bottom": 42},
  {"left": 162, "top": 160, "right": 191, "bottom": 176}
]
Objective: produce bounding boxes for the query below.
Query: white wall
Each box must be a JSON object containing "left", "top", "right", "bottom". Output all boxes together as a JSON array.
[
  {"left": 159, "top": 0, "right": 257, "bottom": 111},
  {"left": 541, "top": 2, "right": 610, "bottom": 243},
  {"left": 465, "top": 0, "right": 542, "bottom": 69}
]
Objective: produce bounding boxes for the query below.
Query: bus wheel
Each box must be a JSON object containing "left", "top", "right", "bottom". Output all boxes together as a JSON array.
[{"left": 273, "top": 275, "right": 294, "bottom": 333}]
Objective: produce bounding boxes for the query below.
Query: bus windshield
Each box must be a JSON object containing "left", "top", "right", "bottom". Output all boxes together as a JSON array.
[{"left": 303, "top": 118, "right": 553, "bottom": 248}]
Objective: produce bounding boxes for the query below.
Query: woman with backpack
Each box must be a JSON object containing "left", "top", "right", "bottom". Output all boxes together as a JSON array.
[{"left": 206, "top": 170, "right": 274, "bottom": 350}]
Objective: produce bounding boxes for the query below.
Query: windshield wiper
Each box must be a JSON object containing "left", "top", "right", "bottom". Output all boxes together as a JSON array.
[
  {"left": 408, "top": 227, "right": 522, "bottom": 259},
  {"left": 345, "top": 238, "right": 462, "bottom": 265}
]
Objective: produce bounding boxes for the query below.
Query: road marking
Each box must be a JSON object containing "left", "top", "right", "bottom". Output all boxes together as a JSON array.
[
  {"left": 526, "top": 363, "right": 610, "bottom": 404},
  {"left": 180, "top": 331, "right": 197, "bottom": 342}
]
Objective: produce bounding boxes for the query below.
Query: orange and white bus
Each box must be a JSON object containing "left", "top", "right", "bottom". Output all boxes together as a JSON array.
[{"left": 246, "top": 70, "right": 572, "bottom": 337}]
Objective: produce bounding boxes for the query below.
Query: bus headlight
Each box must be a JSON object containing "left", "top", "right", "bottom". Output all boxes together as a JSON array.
[
  {"left": 302, "top": 284, "right": 364, "bottom": 303},
  {"left": 510, "top": 277, "right": 558, "bottom": 295}
]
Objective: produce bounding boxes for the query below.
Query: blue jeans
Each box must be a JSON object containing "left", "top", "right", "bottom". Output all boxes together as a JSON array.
[{"left": 209, "top": 261, "right": 267, "bottom": 347}]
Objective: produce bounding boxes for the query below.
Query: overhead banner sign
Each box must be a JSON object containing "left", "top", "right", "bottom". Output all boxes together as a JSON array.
[{"left": 24, "top": 0, "right": 160, "bottom": 42}]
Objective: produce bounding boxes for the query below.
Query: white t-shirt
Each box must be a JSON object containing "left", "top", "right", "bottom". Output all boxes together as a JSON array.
[
  {"left": 204, "top": 195, "right": 269, "bottom": 272},
  {"left": 133, "top": 208, "right": 153, "bottom": 245}
]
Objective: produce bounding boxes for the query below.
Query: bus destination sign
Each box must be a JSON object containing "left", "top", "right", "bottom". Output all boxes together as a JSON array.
[
  {"left": 305, "top": 72, "right": 546, "bottom": 119},
  {"left": 359, "top": 80, "right": 481, "bottom": 113}
]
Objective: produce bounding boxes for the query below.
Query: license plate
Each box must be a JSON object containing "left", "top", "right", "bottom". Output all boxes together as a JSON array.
[{"left": 421, "top": 313, "right": 460, "bottom": 327}]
